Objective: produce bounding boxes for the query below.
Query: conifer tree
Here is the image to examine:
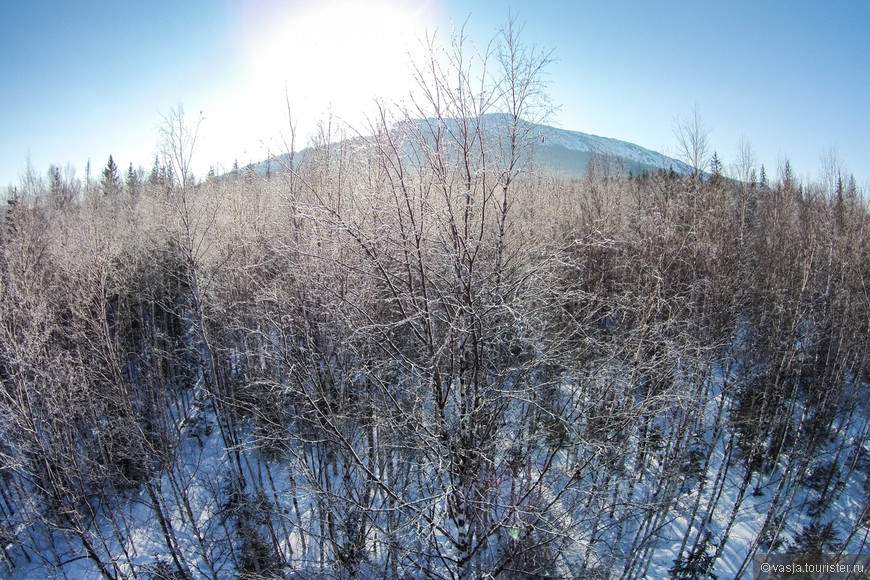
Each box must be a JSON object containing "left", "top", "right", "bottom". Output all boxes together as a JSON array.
[
  {"left": 101, "top": 155, "right": 122, "bottom": 196},
  {"left": 781, "top": 160, "right": 794, "bottom": 190},
  {"left": 149, "top": 155, "right": 161, "bottom": 186},
  {"left": 709, "top": 152, "right": 722, "bottom": 180},
  {"left": 48, "top": 165, "right": 63, "bottom": 203},
  {"left": 126, "top": 162, "right": 141, "bottom": 196},
  {"left": 47, "top": 164, "right": 77, "bottom": 209},
  {"left": 85, "top": 157, "right": 92, "bottom": 196}
]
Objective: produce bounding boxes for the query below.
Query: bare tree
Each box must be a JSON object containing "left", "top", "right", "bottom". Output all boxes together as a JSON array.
[
  {"left": 819, "top": 144, "right": 843, "bottom": 199},
  {"left": 157, "top": 103, "right": 203, "bottom": 190},
  {"left": 732, "top": 135, "right": 758, "bottom": 247},
  {"left": 673, "top": 103, "right": 711, "bottom": 177}
]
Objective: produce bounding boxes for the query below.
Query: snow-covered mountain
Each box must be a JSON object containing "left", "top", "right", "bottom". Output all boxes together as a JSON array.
[
  {"left": 249, "top": 114, "right": 692, "bottom": 178},
  {"left": 532, "top": 121, "right": 693, "bottom": 177},
  {"left": 397, "top": 113, "right": 693, "bottom": 177}
]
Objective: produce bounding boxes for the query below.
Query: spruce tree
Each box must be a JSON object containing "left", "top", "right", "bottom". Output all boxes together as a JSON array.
[
  {"left": 149, "top": 155, "right": 161, "bottom": 186},
  {"left": 101, "top": 155, "right": 122, "bottom": 196},
  {"left": 126, "top": 163, "right": 141, "bottom": 196},
  {"left": 709, "top": 152, "right": 723, "bottom": 184},
  {"left": 47, "top": 165, "right": 74, "bottom": 209},
  {"left": 48, "top": 165, "right": 62, "bottom": 199}
]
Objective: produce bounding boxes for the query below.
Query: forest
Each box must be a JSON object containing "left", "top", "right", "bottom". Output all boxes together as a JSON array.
[{"left": 1, "top": 21, "right": 869, "bottom": 580}]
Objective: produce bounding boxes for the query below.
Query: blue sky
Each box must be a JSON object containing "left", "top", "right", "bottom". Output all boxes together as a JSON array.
[{"left": 2, "top": 0, "right": 868, "bottom": 188}]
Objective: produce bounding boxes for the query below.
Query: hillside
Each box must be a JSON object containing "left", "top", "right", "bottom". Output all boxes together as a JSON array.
[
  {"left": 250, "top": 114, "right": 692, "bottom": 180},
  {"left": 534, "top": 119, "right": 693, "bottom": 177}
]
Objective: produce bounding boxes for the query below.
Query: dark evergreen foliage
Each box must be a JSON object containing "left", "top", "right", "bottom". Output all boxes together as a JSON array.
[{"left": 101, "top": 154, "right": 122, "bottom": 195}]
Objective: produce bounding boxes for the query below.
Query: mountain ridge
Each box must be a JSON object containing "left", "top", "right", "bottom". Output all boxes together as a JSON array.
[
  {"left": 533, "top": 120, "right": 693, "bottom": 176},
  {"left": 249, "top": 115, "right": 692, "bottom": 178}
]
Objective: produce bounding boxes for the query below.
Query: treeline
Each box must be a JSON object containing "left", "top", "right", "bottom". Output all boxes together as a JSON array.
[{"left": 1, "top": 23, "right": 870, "bottom": 580}]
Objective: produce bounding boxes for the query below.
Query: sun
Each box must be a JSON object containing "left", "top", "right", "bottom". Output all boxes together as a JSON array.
[
  {"left": 242, "top": 1, "right": 433, "bottom": 143},
  {"left": 195, "top": 0, "right": 439, "bottom": 172}
]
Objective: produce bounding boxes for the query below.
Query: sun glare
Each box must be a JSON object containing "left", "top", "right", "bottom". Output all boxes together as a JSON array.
[{"left": 204, "top": 0, "right": 433, "bottom": 167}]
